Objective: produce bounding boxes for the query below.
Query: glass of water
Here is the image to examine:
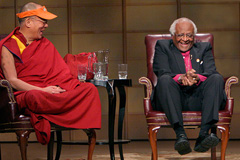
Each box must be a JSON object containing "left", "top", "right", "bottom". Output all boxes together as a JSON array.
[
  {"left": 78, "top": 64, "right": 87, "bottom": 81},
  {"left": 93, "top": 62, "right": 109, "bottom": 81},
  {"left": 118, "top": 64, "right": 128, "bottom": 79}
]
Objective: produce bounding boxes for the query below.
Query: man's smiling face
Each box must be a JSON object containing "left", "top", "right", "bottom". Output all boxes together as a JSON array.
[{"left": 172, "top": 21, "right": 194, "bottom": 52}]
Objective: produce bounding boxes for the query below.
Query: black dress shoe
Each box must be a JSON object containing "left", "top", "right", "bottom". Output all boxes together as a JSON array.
[
  {"left": 194, "top": 133, "right": 219, "bottom": 152},
  {"left": 174, "top": 134, "right": 192, "bottom": 155}
]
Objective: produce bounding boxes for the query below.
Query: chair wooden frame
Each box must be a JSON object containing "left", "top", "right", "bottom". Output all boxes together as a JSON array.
[{"left": 139, "top": 33, "right": 238, "bottom": 160}]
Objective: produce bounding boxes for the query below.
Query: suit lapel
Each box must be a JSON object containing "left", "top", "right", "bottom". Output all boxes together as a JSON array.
[
  {"left": 170, "top": 44, "right": 186, "bottom": 73},
  {"left": 190, "top": 46, "right": 200, "bottom": 73}
]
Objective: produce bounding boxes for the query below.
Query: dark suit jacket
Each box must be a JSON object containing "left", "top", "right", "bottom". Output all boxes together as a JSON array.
[{"left": 153, "top": 39, "right": 219, "bottom": 78}]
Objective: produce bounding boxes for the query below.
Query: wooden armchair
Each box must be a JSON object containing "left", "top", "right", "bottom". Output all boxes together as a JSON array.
[
  {"left": 0, "top": 35, "right": 96, "bottom": 160},
  {"left": 139, "top": 33, "right": 238, "bottom": 160}
]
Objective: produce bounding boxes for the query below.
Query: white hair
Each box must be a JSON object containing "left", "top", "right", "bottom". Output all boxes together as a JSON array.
[{"left": 169, "top": 17, "right": 197, "bottom": 36}]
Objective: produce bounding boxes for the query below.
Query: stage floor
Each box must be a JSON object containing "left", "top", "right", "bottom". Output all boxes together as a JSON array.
[{"left": 1, "top": 140, "right": 240, "bottom": 160}]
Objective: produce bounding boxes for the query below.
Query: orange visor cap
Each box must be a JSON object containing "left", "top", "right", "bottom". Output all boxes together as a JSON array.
[{"left": 16, "top": 6, "right": 57, "bottom": 20}]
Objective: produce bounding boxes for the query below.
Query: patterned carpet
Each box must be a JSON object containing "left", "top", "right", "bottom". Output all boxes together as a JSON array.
[
  {"left": 2, "top": 141, "right": 239, "bottom": 160},
  {"left": 53, "top": 152, "right": 240, "bottom": 160},
  {"left": 93, "top": 152, "right": 240, "bottom": 160}
]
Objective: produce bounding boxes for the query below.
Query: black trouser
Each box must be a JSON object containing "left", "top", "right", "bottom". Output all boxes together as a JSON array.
[{"left": 153, "top": 74, "right": 226, "bottom": 127}]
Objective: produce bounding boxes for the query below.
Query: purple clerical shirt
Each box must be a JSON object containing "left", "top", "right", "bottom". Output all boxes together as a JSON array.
[{"left": 173, "top": 50, "right": 207, "bottom": 85}]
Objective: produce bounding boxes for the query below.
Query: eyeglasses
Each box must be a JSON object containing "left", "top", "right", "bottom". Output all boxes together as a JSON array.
[
  {"left": 175, "top": 33, "right": 194, "bottom": 39},
  {"left": 31, "top": 17, "right": 48, "bottom": 25}
]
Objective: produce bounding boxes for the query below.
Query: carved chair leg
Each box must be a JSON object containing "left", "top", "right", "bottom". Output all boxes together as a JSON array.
[
  {"left": 83, "top": 129, "right": 96, "bottom": 160},
  {"left": 16, "top": 130, "right": 31, "bottom": 160},
  {"left": 218, "top": 125, "right": 230, "bottom": 160},
  {"left": 148, "top": 126, "right": 160, "bottom": 160}
]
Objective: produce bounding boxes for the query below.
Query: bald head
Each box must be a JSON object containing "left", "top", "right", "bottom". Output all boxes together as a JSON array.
[
  {"left": 20, "top": 2, "right": 41, "bottom": 12},
  {"left": 18, "top": 2, "right": 42, "bottom": 24}
]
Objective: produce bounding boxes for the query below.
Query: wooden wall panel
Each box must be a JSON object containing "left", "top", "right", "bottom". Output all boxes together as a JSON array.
[
  {"left": 230, "top": 114, "right": 240, "bottom": 138},
  {"left": 0, "top": 133, "right": 19, "bottom": 142},
  {"left": 127, "top": 0, "right": 176, "bottom": 4},
  {"left": 71, "top": 34, "right": 123, "bottom": 57},
  {"left": 213, "top": 31, "right": 239, "bottom": 58},
  {"left": 181, "top": 4, "right": 239, "bottom": 30},
  {"left": 215, "top": 59, "right": 239, "bottom": 77},
  {"left": 44, "top": 8, "right": 68, "bottom": 34},
  {"left": 127, "top": 87, "right": 145, "bottom": 113},
  {"left": 231, "top": 87, "right": 240, "bottom": 113},
  {"left": 71, "top": 0, "right": 122, "bottom": 5},
  {"left": 126, "top": 33, "right": 149, "bottom": 86},
  {"left": 127, "top": 114, "right": 148, "bottom": 139},
  {"left": 126, "top": 5, "right": 177, "bottom": 31},
  {"left": 45, "top": 35, "right": 68, "bottom": 57},
  {"left": 128, "top": 60, "right": 147, "bottom": 85},
  {"left": 182, "top": 0, "right": 240, "bottom": 3},
  {"left": 127, "top": 33, "right": 147, "bottom": 59},
  {"left": 71, "top": 6, "right": 122, "bottom": 32},
  {"left": 0, "top": 0, "right": 14, "bottom": 6},
  {"left": 17, "top": 0, "right": 67, "bottom": 6},
  {"left": 0, "top": 9, "right": 15, "bottom": 34}
]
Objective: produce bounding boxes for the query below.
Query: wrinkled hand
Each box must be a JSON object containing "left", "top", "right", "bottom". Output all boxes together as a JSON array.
[
  {"left": 187, "top": 69, "right": 199, "bottom": 84},
  {"left": 180, "top": 69, "right": 199, "bottom": 86},
  {"left": 42, "top": 86, "right": 66, "bottom": 94},
  {"left": 180, "top": 74, "right": 192, "bottom": 86}
]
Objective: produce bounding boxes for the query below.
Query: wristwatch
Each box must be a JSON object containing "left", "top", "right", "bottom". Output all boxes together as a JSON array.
[{"left": 178, "top": 76, "right": 182, "bottom": 84}]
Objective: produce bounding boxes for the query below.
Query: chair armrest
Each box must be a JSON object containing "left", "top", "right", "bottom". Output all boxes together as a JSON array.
[
  {"left": 139, "top": 77, "right": 155, "bottom": 115},
  {"left": 224, "top": 76, "right": 239, "bottom": 99},
  {"left": 139, "top": 77, "right": 153, "bottom": 99},
  {"left": 0, "top": 79, "right": 17, "bottom": 122}
]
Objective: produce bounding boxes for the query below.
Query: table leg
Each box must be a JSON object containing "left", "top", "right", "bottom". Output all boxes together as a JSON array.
[
  {"left": 55, "top": 131, "right": 62, "bottom": 160},
  {"left": 117, "top": 86, "right": 126, "bottom": 160},
  {"left": 107, "top": 81, "right": 116, "bottom": 160},
  {"left": 47, "top": 132, "right": 54, "bottom": 160}
]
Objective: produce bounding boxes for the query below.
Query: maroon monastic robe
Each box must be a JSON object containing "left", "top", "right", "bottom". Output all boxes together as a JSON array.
[{"left": 0, "top": 27, "right": 101, "bottom": 144}]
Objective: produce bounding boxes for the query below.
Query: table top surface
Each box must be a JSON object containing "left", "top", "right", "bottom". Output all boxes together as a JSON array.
[{"left": 86, "top": 79, "right": 132, "bottom": 87}]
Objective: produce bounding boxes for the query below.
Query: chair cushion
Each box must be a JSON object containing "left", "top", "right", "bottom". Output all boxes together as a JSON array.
[
  {"left": 0, "top": 114, "right": 32, "bottom": 132},
  {"left": 146, "top": 109, "right": 232, "bottom": 127}
]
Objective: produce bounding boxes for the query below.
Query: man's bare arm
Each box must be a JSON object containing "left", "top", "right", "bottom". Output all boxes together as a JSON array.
[{"left": 1, "top": 46, "right": 65, "bottom": 94}]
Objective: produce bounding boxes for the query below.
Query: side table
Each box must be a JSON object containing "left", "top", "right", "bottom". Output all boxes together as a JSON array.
[
  {"left": 60, "top": 79, "right": 132, "bottom": 160},
  {"left": 87, "top": 79, "right": 132, "bottom": 160}
]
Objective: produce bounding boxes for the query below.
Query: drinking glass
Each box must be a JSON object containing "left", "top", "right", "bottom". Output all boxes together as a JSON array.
[
  {"left": 93, "top": 49, "right": 109, "bottom": 81},
  {"left": 78, "top": 64, "right": 87, "bottom": 81},
  {"left": 93, "top": 62, "right": 109, "bottom": 81},
  {"left": 118, "top": 64, "right": 128, "bottom": 79}
]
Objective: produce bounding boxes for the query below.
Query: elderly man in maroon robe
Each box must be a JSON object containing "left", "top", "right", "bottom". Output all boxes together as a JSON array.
[{"left": 0, "top": 2, "right": 101, "bottom": 144}]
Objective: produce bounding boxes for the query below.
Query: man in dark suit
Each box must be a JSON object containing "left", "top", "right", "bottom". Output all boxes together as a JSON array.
[{"left": 153, "top": 17, "right": 226, "bottom": 155}]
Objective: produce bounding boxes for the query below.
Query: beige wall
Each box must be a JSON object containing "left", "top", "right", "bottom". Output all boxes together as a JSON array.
[{"left": 0, "top": 0, "right": 239, "bottom": 142}]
